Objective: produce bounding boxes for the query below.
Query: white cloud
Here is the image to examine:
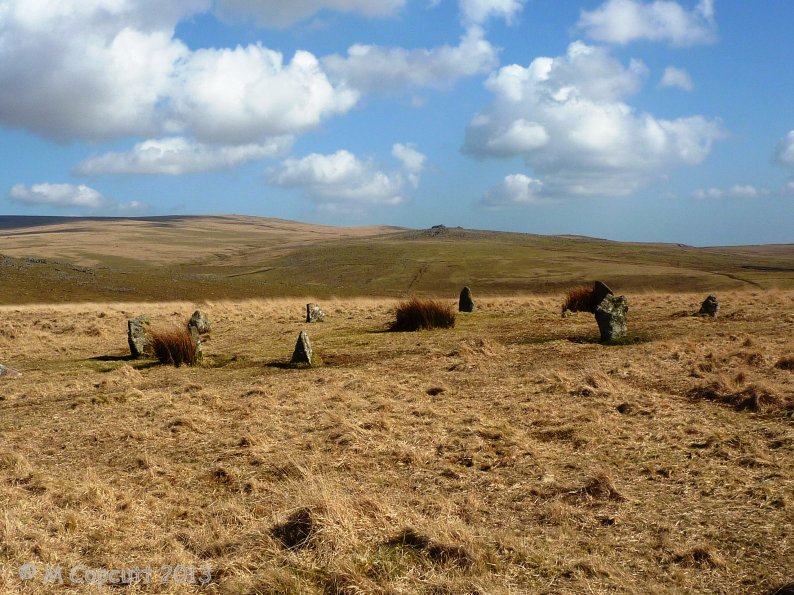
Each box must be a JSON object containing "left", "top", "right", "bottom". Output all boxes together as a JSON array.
[
  {"left": 482, "top": 174, "right": 545, "bottom": 207},
  {"left": 459, "top": 0, "right": 524, "bottom": 26},
  {"left": 483, "top": 119, "right": 550, "bottom": 156},
  {"left": 0, "top": 0, "right": 357, "bottom": 144},
  {"left": 0, "top": 1, "right": 191, "bottom": 140},
  {"left": 578, "top": 0, "right": 717, "bottom": 46},
  {"left": 659, "top": 66, "right": 694, "bottom": 91},
  {"left": 392, "top": 143, "right": 426, "bottom": 188},
  {"left": 691, "top": 184, "right": 766, "bottom": 199},
  {"left": 8, "top": 182, "right": 146, "bottom": 213},
  {"left": 322, "top": 27, "right": 497, "bottom": 94},
  {"left": 463, "top": 41, "right": 724, "bottom": 197},
  {"left": 9, "top": 183, "right": 106, "bottom": 208},
  {"left": 214, "top": 0, "right": 405, "bottom": 28},
  {"left": 269, "top": 150, "right": 407, "bottom": 207},
  {"left": 172, "top": 45, "right": 358, "bottom": 144},
  {"left": 775, "top": 130, "right": 794, "bottom": 167},
  {"left": 75, "top": 137, "right": 293, "bottom": 176}
]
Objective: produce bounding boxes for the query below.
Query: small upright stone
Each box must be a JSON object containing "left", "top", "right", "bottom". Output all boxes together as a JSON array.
[
  {"left": 188, "top": 310, "right": 210, "bottom": 334},
  {"left": 697, "top": 295, "right": 719, "bottom": 318},
  {"left": 189, "top": 325, "right": 203, "bottom": 362},
  {"left": 306, "top": 303, "right": 326, "bottom": 323},
  {"left": 127, "top": 315, "right": 150, "bottom": 358},
  {"left": 592, "top": 281, "right": 614, "bottom": 309},
  {"left": 459, "top": 287, "right": 475, "bottom": 313},
  {"left": 291, "top": 331, "right": 314, "bottom": 366},
  {"left": 595, "top": 295, "right": 629, "bottom": 342}
]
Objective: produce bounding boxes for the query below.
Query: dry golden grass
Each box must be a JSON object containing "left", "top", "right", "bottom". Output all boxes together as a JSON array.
[{"left": 0, "top": 291, "right": 793, "bottom": 593}]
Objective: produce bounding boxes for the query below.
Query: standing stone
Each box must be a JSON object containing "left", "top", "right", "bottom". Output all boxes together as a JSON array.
[
  {"left": 189, "top": 325, "right": 203, "bottom": 362},
  {"left": 595, "top": 295, "right": 629, "bottom": 342},
  {"left": 306, "top": 303, "right": 326, "bottom": 323},
  {"left": 188, "top": 310, "right": 210, "bottom": 334},
  {"left": 592, "top": 281, "right": 614, "bottom": 311},
  {"left": 127, "top": 315, "right": 150, "bottom": 358},
  {"left": 459, "top": 287, "right": 476, "bottom": 312},
  {"left": 291, "top": 331, "right": 313, "bottom": 366},
  {"left": 698, "top": 295, "right": 719, "bottom": 318}
]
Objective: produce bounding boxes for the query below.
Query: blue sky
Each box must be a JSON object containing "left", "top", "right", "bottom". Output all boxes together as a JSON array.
[{"left": 1, "top": 0, "right": 793, "bottom": 246}]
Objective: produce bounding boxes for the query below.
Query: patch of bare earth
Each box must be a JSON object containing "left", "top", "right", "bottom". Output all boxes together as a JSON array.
[{"left": 0, "top": 291, "right": 792, "bottom": 593}]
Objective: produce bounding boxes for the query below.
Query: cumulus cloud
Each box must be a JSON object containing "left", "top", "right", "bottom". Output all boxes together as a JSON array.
[
  {"left": 578, "top": 0, "right": 717, "bottom": 46},
  {"left": 322, "top": 27, "right": 497, "bottom": 94},
  {"left": 459, "top": 0, "right": 525, "bottom": 26},
  {"left": 170, "top": 45, "right": 357, "bottom": 144},
  {"left": 463, "top": 41, "right": 724, "bottom": 197},
  {"left": 75, "top": 137, "right": 293, "bottom": 176},
  {"left": 659, "top": 66, "right": 694, "bottom": 91},
  {"left": 0, "top": 0, "right": 357, "bottom": 145},
  {"left": 214, "top": 0, "right": 405, "bottom": 28},
  {"left": 482, "top": 174, "right": 545, "bottom": 207},
  {"left": 391, "top": 143, "right": 426, "bottom": 188},
  {"left": 8, "top": 183, "right": 146, "bottom": 213},
  {"left": 269, "top": 150, "right": 408, "bottom": 207},
  {"left": 775, "top": 130, "right": 794, "bottom": 167}
]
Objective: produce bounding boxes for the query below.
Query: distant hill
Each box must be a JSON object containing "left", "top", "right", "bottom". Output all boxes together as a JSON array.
[{"left": 1, "top": 215, "right": 793, "bottom": 303}]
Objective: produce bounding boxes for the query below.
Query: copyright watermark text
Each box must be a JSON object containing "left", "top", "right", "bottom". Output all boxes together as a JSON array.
[{"left": 18, "top": 562, "right": 211, "bottom": 588}]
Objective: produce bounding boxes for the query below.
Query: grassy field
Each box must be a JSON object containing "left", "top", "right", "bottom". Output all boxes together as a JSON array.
[
  {"left": 2, "top": 215, "right": 794, "bottom": 304},
  {"left": 1, "top": 291, "right": 792, "bottom": 593}
]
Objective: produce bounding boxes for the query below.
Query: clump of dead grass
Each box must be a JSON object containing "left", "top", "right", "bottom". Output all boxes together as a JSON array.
[
  {"left": 390, "top": 297, "right": 455, "bottom": 332},
  {"left": 385, "top": 527, "right": 474, "bottom": 569},
  {"left": 774, "top": 355, "right": 794, "bottom": 371},
  {"left": 562, "top": 285, "right": 597, "bottom": 315},
  {"left": 672, "top": 544, "right": 726, "bottom": 569},
  {"left": 271, "top": 507, "right": 317, "bottom": 550},
  {"left": 690, "top": 375, "right": 792, "bottom": 414},
  {"left": 148, "top": 326, "right": 197, "bottom": 367}
]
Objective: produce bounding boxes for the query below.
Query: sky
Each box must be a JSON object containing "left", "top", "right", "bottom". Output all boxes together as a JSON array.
[{"left": 1, "top": 0, "right": 793, "bottom": 246}]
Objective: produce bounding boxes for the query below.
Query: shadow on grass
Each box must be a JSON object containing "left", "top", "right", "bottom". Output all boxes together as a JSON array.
[
  {"left": 90, "top": 354, "right": 136, "bottom": 362},
  {"left": 517, "top": 333, "right": 654, "bottom": 346},
  {"left": 84, "top": 355, "right": 162, "bottom": 371},
  {"left": 568, "top": 332, "right": 654, "bottom": 346}
]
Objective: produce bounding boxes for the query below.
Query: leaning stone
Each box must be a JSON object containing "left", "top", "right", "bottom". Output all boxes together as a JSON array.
[
  {"left": 459, "top": 286, "right": 475, "bottom": 312},
  {"left": 189, "top": 325, "right": 203, "bottom": 363},
  {"left": 291, "top": 331, "right": 313, "bottom": 366},
  {"left": 592, "top": 281, "right": 614, "bottom": 309},
  {"left": 188, "top": 310, "right": 210, "bottom": 334},
  {"left": 306, "top": 303, "right": 325, "bottom": 323},
  {"left": 697, "top": 295, "right": 719, "bottom": 318},
  {"left": 127, "top": 315, "right": 151, "bottom": 358},
  {"left": 595, "top": 295, "right": 629, "bottom": 342}
]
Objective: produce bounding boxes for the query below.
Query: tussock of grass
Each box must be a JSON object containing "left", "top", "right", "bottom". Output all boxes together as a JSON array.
[
  {"left": 271, "top": 507, "right": 316, "bottom": 550},
  {"left": 690, "top": 376, "right": 792, "bottom": 414},
  {"left": 775, "top": 355, "right": 794, "bottom": 371},
  {"left": 390, "top": 297, "right": 455, "bottom": 332},
  {"left": 386, "top": 528, "right": 473, "bottom": 568},
  {"left": 672, "top": 544, "right": 726, "bottom": 569},
  {"left": 148, "top": 326, "right": 197, "bottom": 367},
  {"left": 562, "top": 285, "right": 597, "bottom": 315}
]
